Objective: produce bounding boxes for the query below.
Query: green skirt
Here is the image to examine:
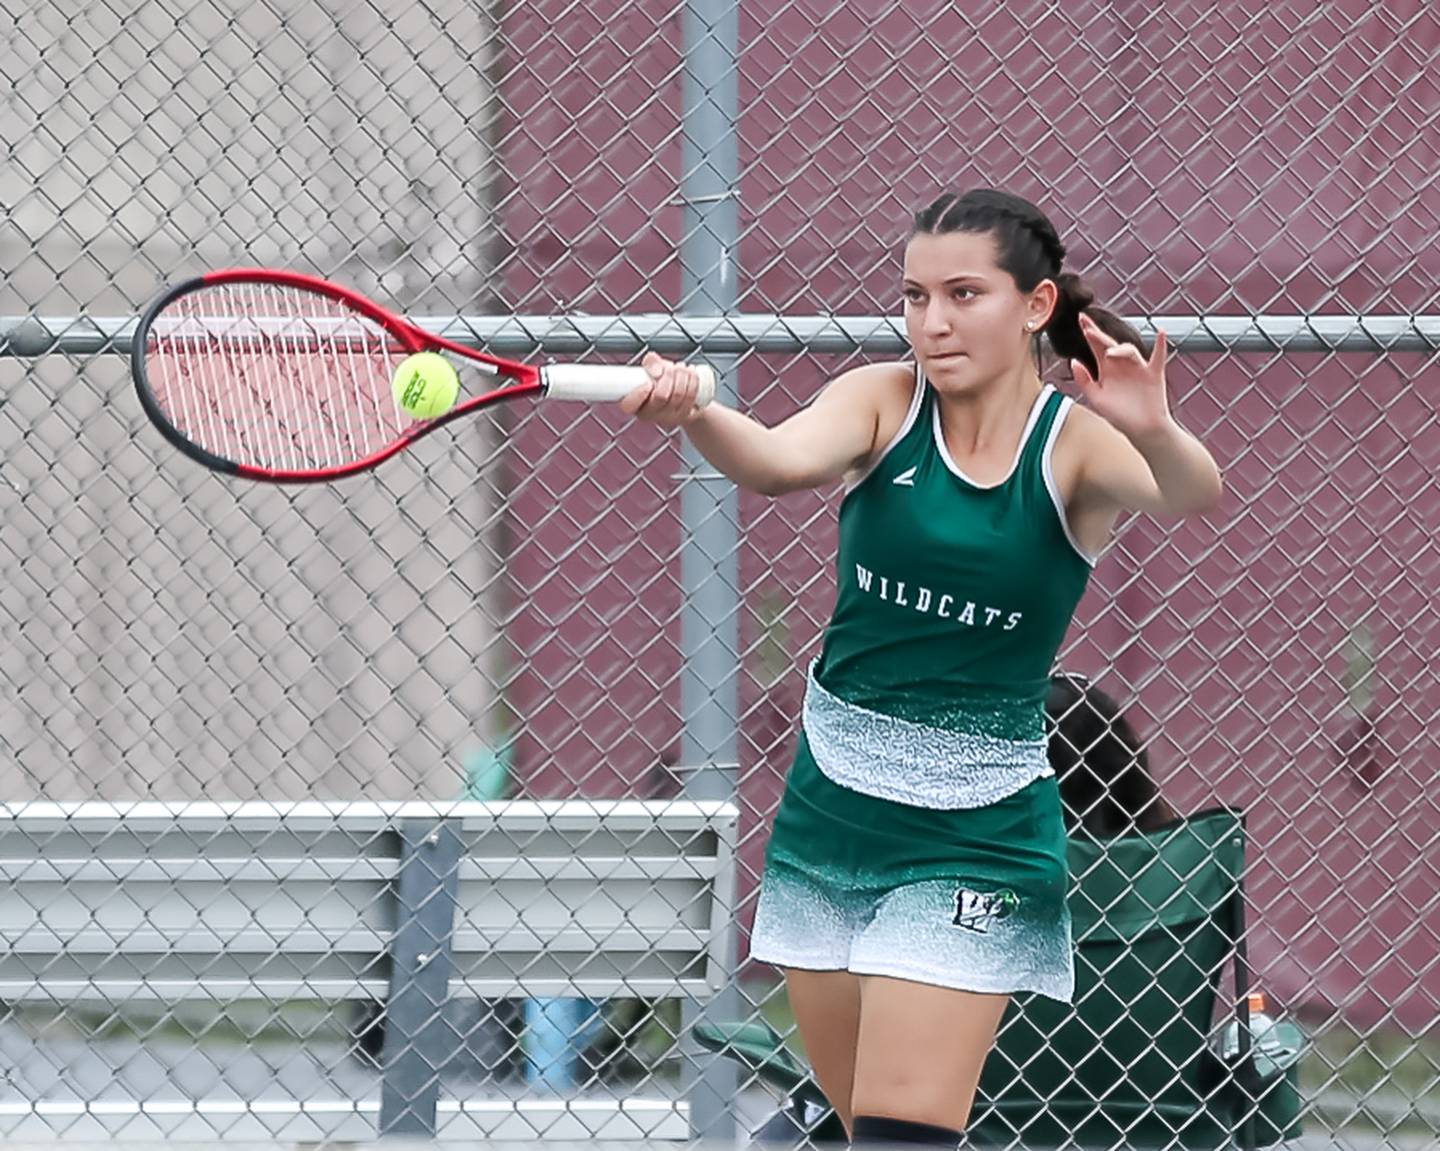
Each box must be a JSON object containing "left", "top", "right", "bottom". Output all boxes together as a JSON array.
[{"left": 751, "top": 731, "right": 1075, "bottom": 1001}]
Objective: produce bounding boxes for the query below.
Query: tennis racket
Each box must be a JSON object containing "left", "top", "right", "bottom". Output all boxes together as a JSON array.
[{"left": 130, "top": 268, "right": 716, "bottom": 483}]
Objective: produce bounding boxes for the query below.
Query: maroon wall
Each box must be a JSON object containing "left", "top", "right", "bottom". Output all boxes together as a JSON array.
[{"left": 496, "top": 0, "right": 1440, "bottom": 1027}]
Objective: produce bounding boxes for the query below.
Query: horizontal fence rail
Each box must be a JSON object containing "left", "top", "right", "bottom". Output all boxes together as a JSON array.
[{"left": 4, "top": 314, "right": 1440, "bottom": 358}]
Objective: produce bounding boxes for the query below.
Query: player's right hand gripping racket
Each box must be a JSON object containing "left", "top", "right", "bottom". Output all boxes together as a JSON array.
[{"left": 131, "top": 268, "right": 716, "bottom": 483}]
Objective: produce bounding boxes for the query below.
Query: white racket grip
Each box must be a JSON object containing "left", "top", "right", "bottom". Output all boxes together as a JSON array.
[{"left": 541, "top": 362, "right": 717, "bottom": 408}]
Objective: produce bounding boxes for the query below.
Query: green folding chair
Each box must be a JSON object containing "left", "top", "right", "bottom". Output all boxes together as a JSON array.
[
  {"left": 968, "top": 806, "right": 1302, "bottom": 1148},
  {"left": 698, "top": 807, "right": 1303, "bottom": 1149}
]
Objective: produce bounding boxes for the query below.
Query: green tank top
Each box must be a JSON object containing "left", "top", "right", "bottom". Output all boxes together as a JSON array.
[{"left": 815, "top": 369, "right": 1095, "bottom": 744}]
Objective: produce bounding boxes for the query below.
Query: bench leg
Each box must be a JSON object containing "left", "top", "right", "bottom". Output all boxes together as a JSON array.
[{"left": 379, "top": 819, "right": 463, "bottom": 1138}]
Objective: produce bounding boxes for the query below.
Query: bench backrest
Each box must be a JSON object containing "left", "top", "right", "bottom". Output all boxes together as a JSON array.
[{"left": 0, "top": 799, "right": 739, "bottom": 1004}]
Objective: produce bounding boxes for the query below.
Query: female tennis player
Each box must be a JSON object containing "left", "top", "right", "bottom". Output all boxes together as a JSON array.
[{"left": 622, "top": 187, "right": 1223, "bottom": 1146}]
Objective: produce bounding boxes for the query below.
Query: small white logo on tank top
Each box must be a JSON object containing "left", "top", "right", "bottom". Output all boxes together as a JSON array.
[{"left": 892, "top": 466, "right": 917, "bottom": 487}]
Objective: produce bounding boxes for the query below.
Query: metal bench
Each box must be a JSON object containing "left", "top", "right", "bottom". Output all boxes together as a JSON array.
[{"left": 0, "top": 799, "right": 738, "bottom": 1143}]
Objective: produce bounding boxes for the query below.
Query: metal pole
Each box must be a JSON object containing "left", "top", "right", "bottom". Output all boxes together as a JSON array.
[{"left": 678, "top": 0, "right": 741, "bottom": 1141}]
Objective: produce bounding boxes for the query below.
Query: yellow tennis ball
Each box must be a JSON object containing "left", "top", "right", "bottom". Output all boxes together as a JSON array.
[{"left": 392, "top": 352, "right": 460, "bottom": 420}]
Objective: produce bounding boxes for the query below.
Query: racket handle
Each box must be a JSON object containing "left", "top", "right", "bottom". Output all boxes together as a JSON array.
[{"left": 541, "top": 363, "right": 717, "bottom": 408}]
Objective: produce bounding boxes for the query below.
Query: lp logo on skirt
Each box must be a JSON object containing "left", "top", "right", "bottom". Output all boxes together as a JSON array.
[{"left": 953, "top": 887, "right": 1020, "bottom": 933}]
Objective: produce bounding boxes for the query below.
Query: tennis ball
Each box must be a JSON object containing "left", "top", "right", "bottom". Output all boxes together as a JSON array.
[{"left": 392, "top": 352, "right": 460, "bottom": 420}]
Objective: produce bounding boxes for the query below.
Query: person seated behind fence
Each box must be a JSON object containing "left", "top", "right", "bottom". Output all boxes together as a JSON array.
[{"left": 1046, "top": 672, "right": 1179, "bottom": 838}]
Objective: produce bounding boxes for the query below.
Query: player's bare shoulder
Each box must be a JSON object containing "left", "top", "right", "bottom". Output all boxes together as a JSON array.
[
  {"left": 822, "top": 360, "right": 918, "bottom": 478},
  {"left": 1049, "top": 394, "right": 1123, "bottom": 498},
  {"left": 868, "top": 361, "right": 923, "bottom": 454}
]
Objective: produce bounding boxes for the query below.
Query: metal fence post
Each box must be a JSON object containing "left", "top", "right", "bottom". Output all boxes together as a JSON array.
[{"left": 679, "top": 0, "right": 742, "bottom": 1140}]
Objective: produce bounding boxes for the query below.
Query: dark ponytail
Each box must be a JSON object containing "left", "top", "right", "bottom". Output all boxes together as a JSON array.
[
  {"left": 1046, "top": 272, "right": 1148, "bottom": 379},
  {"left": 912, "top": 188, "right": 1148, "bottom": 378}
]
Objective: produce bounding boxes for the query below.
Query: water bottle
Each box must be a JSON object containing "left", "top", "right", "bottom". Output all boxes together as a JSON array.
[
  {"left": 1213, "top": 991, "right": 1306, "bottom": 1142},
  {"left": 1221, "top": 996, "right": 1278, "bottom": 1060},
  {"left": 1218, "top": 992, "right": 1283, "bottom": 1060}
]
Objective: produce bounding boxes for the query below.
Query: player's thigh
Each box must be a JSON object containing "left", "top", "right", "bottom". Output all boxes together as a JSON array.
[
  {"left": 851, "top": 975, "right": 1009, "bottom": 1131},
  {"left": 784, "top": 967, "right": 863, "bottom": 1133}
]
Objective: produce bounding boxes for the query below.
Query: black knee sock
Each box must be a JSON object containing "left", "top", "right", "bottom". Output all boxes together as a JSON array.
[{"left": 851, "top": 1114, "right": 963, "bottom": 1148}]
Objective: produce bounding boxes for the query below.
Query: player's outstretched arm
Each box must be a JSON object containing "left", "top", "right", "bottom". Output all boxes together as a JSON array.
[{"left": 622, "top": 353, "right": 899, "bottom": 496}]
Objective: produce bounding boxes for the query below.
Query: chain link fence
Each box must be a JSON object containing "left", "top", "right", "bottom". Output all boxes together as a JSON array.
[{"left": 1, "top": 0, "right": 1438, "bottom": 1144}]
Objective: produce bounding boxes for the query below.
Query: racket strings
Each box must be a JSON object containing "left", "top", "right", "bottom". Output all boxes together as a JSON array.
[{"left": 144, "top": 283, "right": 411, "bottom": 472}]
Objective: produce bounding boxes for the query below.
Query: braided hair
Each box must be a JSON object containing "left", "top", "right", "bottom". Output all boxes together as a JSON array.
[{"left": 912, "top": 188, "right": 1147, "bottom": 379}]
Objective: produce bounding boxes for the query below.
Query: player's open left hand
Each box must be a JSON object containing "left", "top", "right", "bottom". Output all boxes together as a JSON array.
[{"left": 1069, "top": 314, "right": 1173, "bottom": 439}]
